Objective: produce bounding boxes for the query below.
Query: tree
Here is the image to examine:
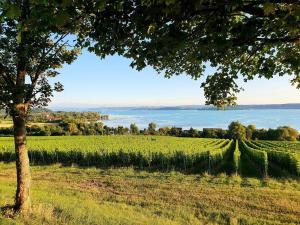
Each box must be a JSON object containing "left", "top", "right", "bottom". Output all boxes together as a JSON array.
[
  {"left": 158, "top": 126, "right": 170, "bottom": 135},
  {"left": 130, "top": 123, "right": 139, "bottom": 134},
  {"left": 246, "top": 124, "right": 256, "bottom": 140},
  {"left": 94, "top": 122, "right": 104, "bottom": 135},
  {"left": 147, "top": 122, "right": 157, "bottom": 135},
  {"left": 281, "top": 126, "right": 299, "bottom": 141},
  {"left": 90, "top": 1, "right": 299, "bottom": 108},
  {"left": 116, "top": 126, "right": 128, "bottom": 135},
  {"left": 186, "top": 127, "right": 199, "bottom": 138},
  {"left": 66, "top": 123, "right": 79, "bottom": 135},
  {"left": 168, "top": 127, "right": 182, "bottom": 136},
  {"left": 0, "top": 0, "right": 135, "bottom": 215},
  {"left": 228, "top": 121, "right": 246, "bottom": 140},
  {"left": 202, "top": 128, "right": 224, "bottom": 139},
  {"left": 273, "top": 126, "right": 299, "bottom": 141},
  {"left": 1, "top": 0, "right": 299, "bottom": 216}
]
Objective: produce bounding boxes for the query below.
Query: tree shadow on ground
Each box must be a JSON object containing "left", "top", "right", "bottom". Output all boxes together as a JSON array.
[{"left": 0, "top": 205, "right": 16, "bottom": 219}]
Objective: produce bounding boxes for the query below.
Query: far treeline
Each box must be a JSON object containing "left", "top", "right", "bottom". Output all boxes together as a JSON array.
[
  {"left": 27, "top": 111, "right": 109, "bottom": 123},
  {"left": 0, "top": 112, "right": 298, "bottom": 141},
  {"left": 0, "top": 110, "right": 109, "bottom": 123}
]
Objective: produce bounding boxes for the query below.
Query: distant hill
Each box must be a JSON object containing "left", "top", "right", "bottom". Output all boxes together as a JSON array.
[
  {"left": 149, "top": 104, "right": 300, "bottom": 110},
  {"left": 227, "top": 104, "right": 300, "bottom": 110},
  {"left": 86, "top": 103, "right": 300, "bottom": 111}
]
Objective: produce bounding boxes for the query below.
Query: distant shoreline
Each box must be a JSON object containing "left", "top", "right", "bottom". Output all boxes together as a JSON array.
[
  {"left": 50, "top": 103, "right": 300, "bottom": 112},
  {"left": 88, "top": 103, "right": 300, "bottom": 111}
]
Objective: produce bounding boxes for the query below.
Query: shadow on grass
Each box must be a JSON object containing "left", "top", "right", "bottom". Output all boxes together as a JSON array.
[{"left": 0, "top": 205, "right": 15, "bottom": 219}]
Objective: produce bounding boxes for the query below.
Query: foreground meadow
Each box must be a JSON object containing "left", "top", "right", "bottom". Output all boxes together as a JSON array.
[
  {"left": 0, "top": 136, "right": 300, "bottom": 224},
  {"left": 0, "top": 163, "right": 300, "bottom": 225}
]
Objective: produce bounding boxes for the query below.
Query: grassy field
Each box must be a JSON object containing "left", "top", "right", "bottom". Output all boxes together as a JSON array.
[
  {"left": 0, "top": 136, "right": 300, "bottom": 224},
  {"left": 1, "top": 163, "right": 300, "bottom": 225}
]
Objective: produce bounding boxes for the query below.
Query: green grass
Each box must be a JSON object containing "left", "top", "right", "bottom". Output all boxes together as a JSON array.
[
  {"left": 0, "top": 163, "right": 299, "bottom": 225},
  {"left": 1, "top": 136, "right": 300, "bottom": 224}
]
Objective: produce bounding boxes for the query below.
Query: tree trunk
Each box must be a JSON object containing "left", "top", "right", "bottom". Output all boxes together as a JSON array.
[
  {"left": 11, "top": 0, "right": 32, "bottom": 216},
  {"left": 13, "top": 113, "right": 32, "bottom": 215}
]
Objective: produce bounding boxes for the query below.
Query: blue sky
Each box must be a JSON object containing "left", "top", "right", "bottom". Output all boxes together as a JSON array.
[{"left": 49, "top": 50, "right": 300, "bottom": 108}]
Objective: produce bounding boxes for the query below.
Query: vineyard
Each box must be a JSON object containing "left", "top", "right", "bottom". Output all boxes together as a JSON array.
[
  {"left": 0, "top": 136, "right": 299, "bottom": 177},
  {"left": 241, "top": 140, "right": 300, "bottom": 177}
]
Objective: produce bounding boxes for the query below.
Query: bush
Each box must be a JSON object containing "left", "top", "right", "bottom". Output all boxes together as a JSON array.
[
  {"left": 130, "top": 123, "right": 139, "bottom": 134},
  {"left": 147, "top": 122, "right": 157, "bottom": 135},
  {"left": 228, "top": 121, "right": 246, "bottom": 140}
]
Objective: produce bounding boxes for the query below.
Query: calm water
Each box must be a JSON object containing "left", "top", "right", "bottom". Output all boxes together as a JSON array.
[{"left": 98, "top": 109, "right": 300, "bottom": 130}]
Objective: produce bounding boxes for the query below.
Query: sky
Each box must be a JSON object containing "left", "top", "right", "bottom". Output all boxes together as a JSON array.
[{"left": 49, "top": 50, "right": 300, "bottom": 108}]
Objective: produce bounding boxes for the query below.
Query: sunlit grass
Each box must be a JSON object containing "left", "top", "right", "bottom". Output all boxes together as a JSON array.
[{"left": 1, "top": 163, "right": 299, "bottom": 225}]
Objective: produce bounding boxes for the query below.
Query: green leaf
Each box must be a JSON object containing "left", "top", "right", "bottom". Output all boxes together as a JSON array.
[
  {"left": 54, "top": 12, "right": 70, "bottom": 27},
  {"left": 17, "top": 32, "right": 22, "bottom": 44},
  {"left": 96, "top": 0, "right": 107, "bottom": 12},
  {"left": 116, "top": 1, "right": 124, "bottom": 11},
  {"left": 62, "top": 0, "right": 73, "bottom": 7},
  {"left": 6, "top": 4, "right": 21, "bottom": 19},
  {"left": 263, "top": 3, "right": 276, "bottom": 16},
  {"left": 88, "top": 46, "right": 95, "bottom": 52}
]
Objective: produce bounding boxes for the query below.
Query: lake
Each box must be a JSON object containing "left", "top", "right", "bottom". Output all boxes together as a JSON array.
[{"left": 97, "top": 108, "right": 300, "bottom": 130}]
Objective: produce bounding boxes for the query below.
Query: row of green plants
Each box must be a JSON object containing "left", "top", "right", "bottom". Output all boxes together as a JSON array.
[
  {"left": 256, "top": 140, "right": 300, "bottom": 152},
  {"left": 240, "top": 141, "right": 268, "bottom": 177},
  {"left": 207, "top": 140, "right": 234, "bottom": 173},
  {"left": 233, "top": 141, "right": 240, "bottom": 175},
  {"left": 240, "top": 141, "right": 300, "bottom": 176},
  {"left": 249, "top": 141, "right": 300, "bottom": 175},
  {"left": 1, "top": 135, "right": 298, "bottom": 176},
  {"left": 0, "top": 136, "right": 233, "bottom": 172}
]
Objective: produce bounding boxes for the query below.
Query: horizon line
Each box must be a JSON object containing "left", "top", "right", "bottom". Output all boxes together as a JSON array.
[{"left": 49, "top": 102, "right": 300, "bottom": 109}]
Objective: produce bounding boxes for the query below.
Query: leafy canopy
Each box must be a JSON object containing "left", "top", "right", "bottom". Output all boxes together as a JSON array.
[
  {"left": 228, "top": 121, "right": 246, "bottom": 140},
  {"left": 89, "top": 0, "right": 300, "bottom": 107},
  {"left": 0, "top": 0, "right": 299, "bottom": 113},
  {"left": 0, "top": 0, "right": 86, "bottom": 115}
]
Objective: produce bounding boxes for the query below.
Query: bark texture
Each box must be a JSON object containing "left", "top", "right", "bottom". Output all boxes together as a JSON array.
[
  {"left": 13, "top": 111, "right": 32, "bottom": 215},
  {"left": 12, "top": 0, "right": 32, "bottom": 215}
]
